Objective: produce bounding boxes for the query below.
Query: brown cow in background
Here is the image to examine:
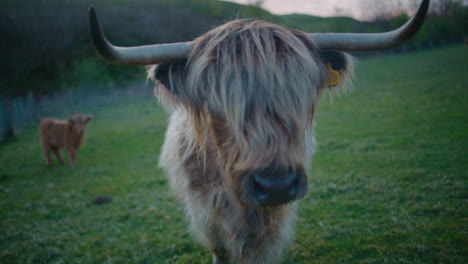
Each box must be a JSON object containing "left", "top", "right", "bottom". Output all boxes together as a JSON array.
[{"left": 40, "top": 114, "right": 93, "bottom": 166}]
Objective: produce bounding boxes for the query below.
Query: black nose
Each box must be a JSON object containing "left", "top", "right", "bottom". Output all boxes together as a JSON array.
[{"left": 242, "top": 168, "right": 308, "bottom": 207}]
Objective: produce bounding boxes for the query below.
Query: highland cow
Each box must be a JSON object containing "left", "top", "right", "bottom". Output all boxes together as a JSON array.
[
  {"left": 40, "top": 114, "right": 93, "bottom": 166},
  {"left": 88, "top": 1, "right": 429, "bottom": 263}
]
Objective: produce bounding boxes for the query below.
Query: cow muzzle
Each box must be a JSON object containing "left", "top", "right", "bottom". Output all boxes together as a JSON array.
[{"left": 241, "top": 167, "right": 308, "bottom": 207}]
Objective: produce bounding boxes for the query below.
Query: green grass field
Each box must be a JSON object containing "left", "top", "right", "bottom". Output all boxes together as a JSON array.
[{"left": 1, "top": 45, "right": 467, "bottom": 264}]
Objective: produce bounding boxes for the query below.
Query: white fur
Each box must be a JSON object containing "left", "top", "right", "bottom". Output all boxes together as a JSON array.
[{"left": 155, "top": 19, "right": 353, "bottom": 264}]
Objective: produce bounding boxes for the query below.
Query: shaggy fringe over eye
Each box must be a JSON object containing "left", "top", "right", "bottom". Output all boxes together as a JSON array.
[
  {"left": 148, "top": 19, "right": 354, "bottom": 169},
  {"left": 187, "top": 20, "right": 325, "bottom": 166}
]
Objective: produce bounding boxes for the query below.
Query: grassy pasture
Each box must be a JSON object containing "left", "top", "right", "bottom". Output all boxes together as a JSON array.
[{"left": 0, "top": 45, "right": 467, "bottom": 263}]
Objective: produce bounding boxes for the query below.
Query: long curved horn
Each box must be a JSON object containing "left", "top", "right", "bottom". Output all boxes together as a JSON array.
[
  {"left": 309, "top": 0, "right": 430, "bottom": 51},
  {"left": 88, "top": 6, "right": 192, "bottom": 65}
]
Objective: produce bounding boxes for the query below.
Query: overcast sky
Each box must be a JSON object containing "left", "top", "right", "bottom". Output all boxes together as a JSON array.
[
  {"left": 226, "top": 0, "right": 369, "bottom": 19},
  {"left": 224, "top": 0, "right": 468, "bottom": 20}
]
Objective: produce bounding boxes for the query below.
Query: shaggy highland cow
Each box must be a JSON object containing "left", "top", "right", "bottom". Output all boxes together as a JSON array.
[
  {"left": 88, "top": 1, "right": 429, "bottom": 263},
  {"left": 40, "top": 114, "right": 93, "bottom": 166}
]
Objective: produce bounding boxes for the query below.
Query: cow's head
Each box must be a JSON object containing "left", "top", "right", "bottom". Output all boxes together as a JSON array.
[
  {"left": 68, "top": 114, "right": 93, "bottom": 135},
  {"left": 149, "top": 20, "right": 353, "bottom": 207},
  {"left": 88, "top": 0, "right": 429, "bottom": 207}
]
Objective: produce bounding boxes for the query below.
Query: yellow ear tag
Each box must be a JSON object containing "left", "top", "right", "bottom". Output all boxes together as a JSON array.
[{"left": 325, "top": 63, "right": 340, "bottom": 87}]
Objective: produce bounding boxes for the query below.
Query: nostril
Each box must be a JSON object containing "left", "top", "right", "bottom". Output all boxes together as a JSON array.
[
  {"left": 288, "top": 175, "right": 299, "bottom": 197},
  {"left": 253, "top": 178, "right": 268, "bottom": 201}
]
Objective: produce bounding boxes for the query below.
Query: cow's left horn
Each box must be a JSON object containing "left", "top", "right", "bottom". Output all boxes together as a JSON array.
[
  {"left": 309, "top": 0, "right": 430, "bottom": 51},
  {"left": 88, "top": 6, "right": 192, "bottom": 65}
]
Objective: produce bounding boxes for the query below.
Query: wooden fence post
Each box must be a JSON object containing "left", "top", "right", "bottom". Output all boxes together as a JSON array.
[{"left": 0, "top": 95, "right": 14, "bottom": 141}]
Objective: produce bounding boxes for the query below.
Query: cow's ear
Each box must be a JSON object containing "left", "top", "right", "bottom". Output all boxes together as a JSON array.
[
  {"left": 318, "top": 50, "right": 353, "bottom": 88},
  {"left": 152, "top": 59, "right": 188, "bottom": 95}
]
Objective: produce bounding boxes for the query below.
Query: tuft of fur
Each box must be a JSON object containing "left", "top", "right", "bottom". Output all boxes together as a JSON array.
[
  {"left": 151, "top": 19, "right": 354, "bottom": 264},
  {"left": 39, "top": 114, "right": 93, "bottom": 167}
]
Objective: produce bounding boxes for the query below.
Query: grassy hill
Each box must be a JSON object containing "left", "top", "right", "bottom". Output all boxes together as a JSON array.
[
  {"left": 0, "top": 45, "right": 466, "bottom": 263},
  {"left": 280, "top": 13, "right": 366, "bottom": 33}
]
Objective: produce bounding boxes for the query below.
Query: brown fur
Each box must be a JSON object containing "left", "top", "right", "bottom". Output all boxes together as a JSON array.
[
  {"left": 151, "top": 19, "right": 353, "bottom": 264},
  {"left": 39, "top": 114, "right": 93, "bottom": 166}
]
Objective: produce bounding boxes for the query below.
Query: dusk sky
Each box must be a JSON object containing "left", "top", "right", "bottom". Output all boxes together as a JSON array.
[
  {"left": 224, "top": 0, "right": 436, "bottom": 20},
  {"left": 226, "top": 0, "right": 363, "bottom": 18}
]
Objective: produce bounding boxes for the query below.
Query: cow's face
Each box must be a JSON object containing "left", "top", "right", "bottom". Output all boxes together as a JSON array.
[
  {"left": 151, "top": 20, "right": 352, "bottom": 207},
  {"left": 68, "top": 114, "right": 93, "bottom": 134}
]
